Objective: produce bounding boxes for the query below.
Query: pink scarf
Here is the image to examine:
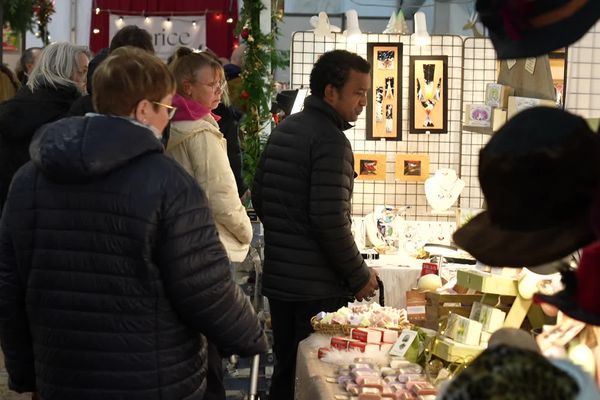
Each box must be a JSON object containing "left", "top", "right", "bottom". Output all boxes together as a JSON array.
[{"left": 171, "top": 93, "right": 221, "bottom": 122}]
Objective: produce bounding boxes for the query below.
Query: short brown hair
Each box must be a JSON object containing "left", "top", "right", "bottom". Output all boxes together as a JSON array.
[{"left": 93, "top": 46, "right": 175, "bottom": 116}]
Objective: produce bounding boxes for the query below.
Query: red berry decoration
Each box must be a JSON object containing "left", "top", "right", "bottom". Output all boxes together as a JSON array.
[
  {"left": 240, "top": 90, "right": 250, "bottom": 100},
  {"left": 241, "top": 27, "right": 250, "bottom": 39}
]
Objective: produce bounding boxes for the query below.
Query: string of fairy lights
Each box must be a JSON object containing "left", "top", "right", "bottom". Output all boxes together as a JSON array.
[{"left": 90, "top": 6, "right": 236, "bottom": 35}]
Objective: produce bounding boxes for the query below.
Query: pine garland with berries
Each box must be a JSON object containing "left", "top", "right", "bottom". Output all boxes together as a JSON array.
[{"left": 237, "top": 0, "right": 287, "bottom": 189}]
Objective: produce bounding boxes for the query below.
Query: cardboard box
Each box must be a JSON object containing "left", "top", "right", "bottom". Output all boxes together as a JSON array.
[
  {"left": 457, "top": 269, "right": 518, "bottom": 296},
  {"left": 432, "top": 335, "right": 484, "bottom": 362},
  {"left": 485, "top": 83, "right": 514, "bottom": 108},
  {"left": 405, "top": 289, "right": 427, "bottom": 323},
  {"left": 492, "top": 108, "right": 507, "bottom": 131},
  {"left": 464, "top": 104, "right": 492, "bottom": 127},
  {"left": 445, "top": 313, "right": 482, "bottom": 346},
  {"left": 470, "top": 302, "right": 506, "bottom": 333},
  {"left": 507, "top": 96, "right": 556, "bottom": 119}
]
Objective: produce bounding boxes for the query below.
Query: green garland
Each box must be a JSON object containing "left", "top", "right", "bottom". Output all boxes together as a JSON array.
[
  {"left": 237, "top": 0, "right": 287, "bottom": 189},
  {"left": 1, "top": 0, "right": 54, "bottom": 42}
]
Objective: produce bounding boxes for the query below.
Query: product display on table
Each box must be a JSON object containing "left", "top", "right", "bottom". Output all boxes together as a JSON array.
[{"left": 424, "top": 168, "right": 465, "bottom": 212}]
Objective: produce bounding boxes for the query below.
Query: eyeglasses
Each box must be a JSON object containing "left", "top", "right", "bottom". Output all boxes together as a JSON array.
[
  {"left": 201, "top": 80, "right": 227, "bottom": 93},
  {"left": 152, "top": 101, "right": 178, "bottom": 119}
]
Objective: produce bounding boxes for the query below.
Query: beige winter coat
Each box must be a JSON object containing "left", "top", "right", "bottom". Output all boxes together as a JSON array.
[{"left": 167, "top": 114, "right": 252, "bottom": 262}]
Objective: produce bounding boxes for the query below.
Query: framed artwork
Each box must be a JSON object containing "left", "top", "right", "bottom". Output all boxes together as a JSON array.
[
  {"left": 366, "top": 43, "right": 403, "bottom": 140},
  {"left": 395, "top": 154, "right": 430, "bottom": 182},
  {"left": 354, "top": 153, "right": 387, "bottom": 181},
  {"left": 409, "top": 56, "right": 448, "bottom": 134}
]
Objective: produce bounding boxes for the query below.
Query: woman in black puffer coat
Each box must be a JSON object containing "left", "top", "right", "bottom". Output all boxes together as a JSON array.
[
  {"left": 0, "top": 42, "right": 91, "bottom": 214},
  {"left": 0, "top": 46, "right": 267, "bottom": 400}
]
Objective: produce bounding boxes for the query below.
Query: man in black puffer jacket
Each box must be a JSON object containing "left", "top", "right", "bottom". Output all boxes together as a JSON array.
[
  {"left": 0, "top": 47, "right": 267, "bottom": 400},
  {"left": 252, "top": 50, "right": 379, "bottom": 400}
]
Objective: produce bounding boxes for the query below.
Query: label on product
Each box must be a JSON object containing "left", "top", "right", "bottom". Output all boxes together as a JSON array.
[
  {"left": 406, "top": 305, "right": 426, "bottom": 315},
  {"left": 525, "top": 57, "right": 536, "bottom": 74},
  {"left": 421, "top": 262, "right": 439, "bottom": 276},
  {"left": 389, "top": 329, "right": 418, "bottom": 357},
  {"left": 506, "top": 59, "right": 517, "bottom": 70}
]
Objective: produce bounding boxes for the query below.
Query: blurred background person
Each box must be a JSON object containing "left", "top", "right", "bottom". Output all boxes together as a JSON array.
[
  {"left": 0, "top": 64, "right": 20, "bottom": 103},
  {"left": 0, "top": 42, "right": 90, "bottom": 214},
  {"left": 0, "top": 46, "right": 267, "bottom": 400},
  {"left": 69, "top": 24, "right": 154, "bottom": 117},
  {"left": 167, "top": 47, "right": 254, "bottom": 400},
  {"left": 15, "top": 47, "right": 42, "bottom": 86}
]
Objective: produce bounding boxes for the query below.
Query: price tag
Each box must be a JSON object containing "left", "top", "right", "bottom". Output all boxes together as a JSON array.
[
  {"left": 525, "top": 57, "right": 536, "bottom": 74},
  {"left": 506, "top": 59, "right": 517, "bottom": 70}
]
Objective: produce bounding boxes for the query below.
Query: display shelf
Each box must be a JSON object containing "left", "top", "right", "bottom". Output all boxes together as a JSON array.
[
  {"left": 457, "top": 269, "right": 545, "bottom": 329},
  {"left": 461, "top": 124, "right": 495, "bottom": 135}
]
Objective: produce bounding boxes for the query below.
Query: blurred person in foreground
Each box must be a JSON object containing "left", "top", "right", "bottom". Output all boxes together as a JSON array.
[
  {"left": 0, "top": 46, "right": 267, "bottom": 400},
  {"left": 252, "top": 49, "right": 379, "bottom": 400},
  {"left": 0, "top": 42, "right": 90, "bottom": 214}
]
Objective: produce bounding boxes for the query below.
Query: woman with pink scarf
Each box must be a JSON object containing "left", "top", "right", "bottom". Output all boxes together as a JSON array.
[{"left": 167, "top": 49, "right": 252, "bottom": 264}]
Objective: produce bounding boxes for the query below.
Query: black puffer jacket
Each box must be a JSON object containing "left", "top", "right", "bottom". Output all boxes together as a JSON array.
[
  {"left": 0, "top": 115, "right": 267, "bottom": 400},
  {"left": 252, "top": 95, "right": 370, "bottom": 301},
  {"left": 0, "top": 84, "right": 80, "bottom": 188}
]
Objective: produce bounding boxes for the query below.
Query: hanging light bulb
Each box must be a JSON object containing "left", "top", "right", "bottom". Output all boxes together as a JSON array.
[
  {"left": 116, "top": 16, "right": 124, "bottom": 28},
  {"left": 163, "top": 17, "right": 172, "bottom": 29},
  {"left": 144, "top": 16, "right": 151, "bottom": 24},
  {"left": 412, "top": 11, "right": 431, "bottom": 46},
  {"left": 226, "top": 16, "right": 234, "bottom": 24},
  {"left": 192, "top": 20, "right": 197, "bottom": 27},
  {"left": 93, "top": 28, "right": 100, "bottom": 34},
  {"left": 95, "top": 7, "right": 100, "bottom": 15}
]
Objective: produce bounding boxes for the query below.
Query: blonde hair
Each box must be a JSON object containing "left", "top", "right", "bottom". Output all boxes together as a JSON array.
[
  {"left": 27, "top": 42, "right": 91, "bottom": 92},
  {"left": 168, "top": 47, "right": 229, "bottom": 105},
  {"left": 92, "top": 46, "right": 175, "bottom": 116}
]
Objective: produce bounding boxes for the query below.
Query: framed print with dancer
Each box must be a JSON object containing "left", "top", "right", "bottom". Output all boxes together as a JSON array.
[
  {"left": 409, "top": 56, "right": 448, "bottom": 134},
  {"left": 366, "top": 43, "right": 403, "bottom": 140}
]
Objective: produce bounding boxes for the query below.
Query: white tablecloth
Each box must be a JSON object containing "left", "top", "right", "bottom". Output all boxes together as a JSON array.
[{"left": 366, "top": 254, "right": 423, "bottom": 309}]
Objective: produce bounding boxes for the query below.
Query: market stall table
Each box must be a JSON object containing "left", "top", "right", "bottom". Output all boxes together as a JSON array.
[{"left": 295, "top": 334, "right": 345, "bottom": 400}]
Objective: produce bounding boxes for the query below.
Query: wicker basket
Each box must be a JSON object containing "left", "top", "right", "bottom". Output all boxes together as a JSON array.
[{"left": 311, "top": 316, "right": 410, "bottom": 336}]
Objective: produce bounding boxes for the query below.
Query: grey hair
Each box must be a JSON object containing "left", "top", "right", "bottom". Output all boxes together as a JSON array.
[{"left": 27, "top": 42, "right": 91, "bottom": 92}]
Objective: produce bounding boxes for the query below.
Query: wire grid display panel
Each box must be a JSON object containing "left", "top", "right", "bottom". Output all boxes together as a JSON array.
[
  {"left": 565, "top": 20, "right": 600, "bottom": 119},
  {"left": 460, "top": 38, "right": 497, "bottom": 209},
  {"left": 290, "top": 32, "right": 463, "bottom": 220}
]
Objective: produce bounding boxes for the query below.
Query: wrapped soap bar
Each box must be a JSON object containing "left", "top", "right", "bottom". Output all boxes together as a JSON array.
[
  {"left": 352, "top": 328, "right": 384, "bottom": 343},
  {"left": 411, "top": 382, "right": 437, "bottom": 396},
  {"left": 349, "top": 341, "right": 380, "bottom": 352},
  {"left": 371, "top": 328, "right": 399, "bottom": 343},
  {"left": 332, "top": 336, "right": 358, "bottom": 350},
  {"left": 353, "top": 369, "right": 381, "bottom": 381},
  {"left": 318, "top": 347, "right": 330, "bottom": 359}
]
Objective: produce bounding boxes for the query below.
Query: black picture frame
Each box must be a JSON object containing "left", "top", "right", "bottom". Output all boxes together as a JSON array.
[
  {"left": 366, "top": 42, "right": 403, "bottom": 141},
  {"left": 409, "top": 55, "right": 448, "bottom": 134}
]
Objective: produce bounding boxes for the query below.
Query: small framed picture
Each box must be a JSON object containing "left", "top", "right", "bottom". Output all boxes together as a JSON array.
[
  {"left": 366, "top": 42, "right": 403, "bottom": 141},
  {"left": 354, "top": 153, "right": 387, "bottom": 181},
  {"left": 395, "top": 154, "right": 430, "bottom": 182},
  {"left": 409, "top": 55, "right": 448, "bottom": 134}
]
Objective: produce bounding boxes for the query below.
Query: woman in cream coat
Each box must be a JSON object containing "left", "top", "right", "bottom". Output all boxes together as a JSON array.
[{"left": 167, "top": 48, "right": 252, "bottom": 263}]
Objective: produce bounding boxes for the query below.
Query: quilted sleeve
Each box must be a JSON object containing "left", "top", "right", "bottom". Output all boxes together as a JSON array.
[
  {"left": 157, "top": 176, "right": 267, "bottom": 357},
  {"left": 0, "top": 199, "right": 36, "bottom": 393},
  {"left": 308, "top": 136, "right": 370, "bottom": 294}
]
